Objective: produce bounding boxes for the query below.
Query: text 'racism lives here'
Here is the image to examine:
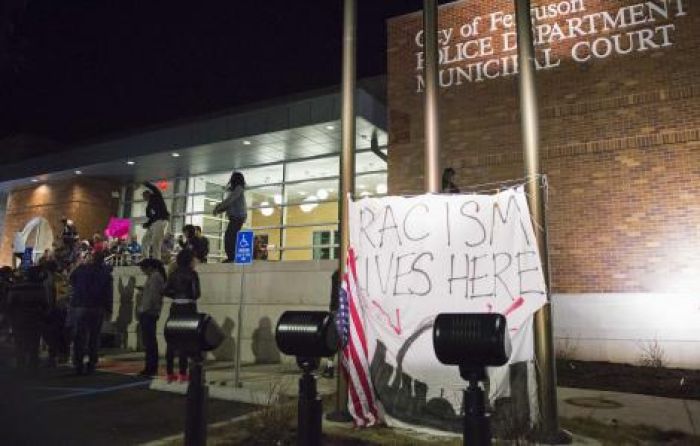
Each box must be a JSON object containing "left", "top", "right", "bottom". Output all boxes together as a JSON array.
[
  {"left": 355, "top": 194, "right": 545, "bottom": 302},
  {"left": 413, "top": 0, "right": 688, "bottom": 91}
]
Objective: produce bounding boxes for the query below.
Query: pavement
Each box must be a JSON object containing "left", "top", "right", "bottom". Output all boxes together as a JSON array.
[{"left": 98, "top": 351, "right": 700, "bottom": 441}]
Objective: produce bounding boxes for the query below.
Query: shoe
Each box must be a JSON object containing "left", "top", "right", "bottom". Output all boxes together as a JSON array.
[
  {"left": 166, "top": 374, "right": 178, "bottom": 383},
  {"left": 178, "top": 373, "right": 189, "bottom": 383}
]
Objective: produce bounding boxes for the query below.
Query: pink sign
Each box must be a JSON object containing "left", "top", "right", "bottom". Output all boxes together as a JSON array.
[{"left": 104, "top": 217, "right": 131, "bottom": 240}]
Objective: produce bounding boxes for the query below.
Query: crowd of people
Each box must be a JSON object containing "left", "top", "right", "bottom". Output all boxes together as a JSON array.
[{"left": 0, "top": 172, "right": 247, "bottom": 380}]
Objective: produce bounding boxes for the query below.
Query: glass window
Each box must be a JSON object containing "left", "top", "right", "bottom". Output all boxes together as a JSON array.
[
  {"left": 313, "top": 230, "right": 340, "bottom": 260},
  {"left": 285, "top": 156, "right": 339, "bottom": 182},
  {"left": 238, "top": 164, "right": 284, "bottom": 187},
  {"left": 356, "top": 150, "right": 388, "bottom": 174},
  {"left": 356, "top": 172, "right": 388, "bottom": 198},
  {"left": 284, "top": 179, "right": 338, "bottom": 206},
  {"left": 283, "top": 224, "right": 338, "bottom": 261}
]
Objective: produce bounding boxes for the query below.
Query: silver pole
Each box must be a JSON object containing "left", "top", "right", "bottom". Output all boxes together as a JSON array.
[
  {"left": 233, "top": 267, "right": 245, "bottom": 388},
  {"left": 514, "top": 0, "right": 570, "bottom": 442},
  {"left": 328, "top": 0, "right": 356, "bottom": 421},
  {"left": 423, "top": 0, "right": 441, "bottom": 193}
]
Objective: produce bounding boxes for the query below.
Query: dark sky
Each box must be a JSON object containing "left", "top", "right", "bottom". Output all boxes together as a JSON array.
[{"left": 0, "top": 0, "right": 426, "bottom": 145}]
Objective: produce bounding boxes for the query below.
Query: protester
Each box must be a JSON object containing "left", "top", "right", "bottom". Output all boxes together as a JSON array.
[
  {"left": 195, "top": 226, "right": 209, "bottom": 263},
  {"left": 69, "top": 251, "right": 113, "bottom": 375},
  {"left": 7, "top": 266, "right": 49, "bottom": 370},
  {"left": 42, "top": 260, "right": 70, "bottom": 367},
  {"left": 137, "top": 259, "right": 166, "bottom": 377},
  {"left": 441, "top": 167, "right": 460, "bottom": 193},
  {"left": 178, "top": 225, "right": 209, "bottom": 264},
  {"left": 0, "top": 266, "right": 14, "bottom": 342},
  {"left": 92, "top": 233, "right": 106, "bottom": 253},
  {"left": 141, "top": 181, "right": 171, "bottom": 260},
  {"left": 161, "top": 233, "right": 176, "bottom": 264},
  {"left": 213, "top": 172, "right": 247, "bottom": 262},
  {"left": 61, "top": 217, "right": 79, "bottom": 252},
  {"left": 163, "top": 249, "right": 200, "bottom": 382},
  {"left": 126, "top": 235, "right": 142, "bottom": 264}
]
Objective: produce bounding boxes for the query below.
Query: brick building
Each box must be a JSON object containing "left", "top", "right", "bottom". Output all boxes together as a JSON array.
[{"left": 387, "top": 0, "right": 699, "bottom": 366}]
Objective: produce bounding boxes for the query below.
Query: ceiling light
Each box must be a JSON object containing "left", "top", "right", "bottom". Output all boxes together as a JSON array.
[
  {"left": 360, "top": 191, "right": 372, "bottom": 198},
  {"left": 299, "top": 191, "right": 307, "bottom": 196},
  {"left": 317, "top": 189, "right": 329, "bottom": 200},
  {"left": 126, "top": 160, "right": 136, "bottom": 166},
  {"left": 31, "top": 178, "right": 39, "bottom": 183},
  {"left": 171, "top": 152, "right": 181, "bottom": 158},
  {"left": 358, "top": 184, "right": 367, "bottom": 190},
  {"left": 260, "top": 201, "right": 274, "bottom": 217},
  {"left": 325, "top": 125, "right": 335, "bottom": 131},
  {"left": 376, "top": 183, "right": 388, "bottom": 194},
  {"left": 273, "top": 194, "right": 283, "bottom": 205},
  {"left": 75, "top": 170, "right": 82, "bottom": 175},
  {"left": 243, "top": 140, "right": 252, "bottom": 145}
]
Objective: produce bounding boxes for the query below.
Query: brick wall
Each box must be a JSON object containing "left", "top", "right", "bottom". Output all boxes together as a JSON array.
[
  {"left": 387, "top": 0, "right": 700, "bottom": 293},
  {"left": 0, "top": 178, "right": 120, "bottom": 265}
]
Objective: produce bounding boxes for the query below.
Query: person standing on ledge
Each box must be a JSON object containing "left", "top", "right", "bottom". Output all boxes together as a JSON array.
[
  {"left": 441, "top": 167, "right": 460, "bottom": 194},
  {"left": 213, "top": 172, "right": 247, "bottom": 263},
  {"left": 141, "top": 181, "right": 171, "bottom": 261}
]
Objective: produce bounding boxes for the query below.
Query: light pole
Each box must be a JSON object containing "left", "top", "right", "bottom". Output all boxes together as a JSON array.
[{"left": 423, "top": 0, "right": 441, "bottom": 193}]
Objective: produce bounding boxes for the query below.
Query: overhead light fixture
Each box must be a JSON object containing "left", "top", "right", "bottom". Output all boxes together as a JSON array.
[
  {"left": 242, "top": 140, "right": 252, "bottom": 145},
  {"left": 300, "top": 195, "right": 319, "bottom": 213},
  {"left": 358, "top": 184, "right": 367, "bottom": 190},
  {"left": 171, "top": 152, "right": 181, "bottom": 158},
  {"left": 31, "top": 178, "right": 39, "bottom": 183},
  {"left": 75, "top": 170, "right": 83, "bottom": 175},
  {"left": 360, "top": 191, "right": 372, "bottom": 198},
  {"left": 260, "top": 201, "right": 274, "bottom": 217},
  {"left": 325, "top": 125, "right": 335, "bottom": 131},
  {"left": 273, "top": 194, "right": 283, "bottom": 205},
  {"left": 376, "top": 183, "right": 387, "bottom": 194},
  {"left": 126, "top": 160, "right": 136, "bottom": 166},
  {"left": 317, "top": 189, "right": 329, "bottom": 200}
]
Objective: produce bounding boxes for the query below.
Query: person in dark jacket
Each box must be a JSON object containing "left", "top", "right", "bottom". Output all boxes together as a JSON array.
[
  {"left": 70, "top": 251, "right": 113, "bottom": 375},
  {"left": 213, "top": 172, "right": 247, "bottom": 262},
  {"left": 178, "top": 225, "right": 209, "bottom": 264},
  {"left": 141, "top": 181, "right": 171, "bottom": 261},
  {"left": 163, "top": 249, "right": 200, "bottom": 382},
  {"left": 442, "top": 167, "right": 460, "bottom": 193},
  {"left": 137, "top": 259, "right": 166, "bottom": 377},
  {"left": 8, "top": 266, "right": 49, "bottom": 370}
]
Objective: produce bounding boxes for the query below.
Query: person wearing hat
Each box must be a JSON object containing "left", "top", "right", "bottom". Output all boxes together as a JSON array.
[{"left": 137, "top": 258, "right": 166, "bottom": 377}]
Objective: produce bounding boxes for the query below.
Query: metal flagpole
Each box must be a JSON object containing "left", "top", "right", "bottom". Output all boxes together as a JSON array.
[
  {"left": 423, "top": 0, "right": 441, "bottom": 193},
  {"left": 327, "top": 0, "right": 355, "bottom": 422},
  {"left": 513, "top": 0, "right": 571, "bottom": 442}
]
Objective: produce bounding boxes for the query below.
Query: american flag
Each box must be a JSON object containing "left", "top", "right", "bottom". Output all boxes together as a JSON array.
[{"left": 339, "top": 247, "right": 381, "bottom": 426}]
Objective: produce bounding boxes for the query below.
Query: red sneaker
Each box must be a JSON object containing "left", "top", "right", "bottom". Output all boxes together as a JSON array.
[
  {"left": 166, "top": 374, "right": 178, "bottom": 383},
  {"left": 178, "top": 373, "right": 189, "bottom": 383}
]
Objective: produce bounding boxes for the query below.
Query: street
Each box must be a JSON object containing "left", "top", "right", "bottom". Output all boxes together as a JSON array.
[{"left": 0, "top": 347, "right": 257, "bottom": 446}]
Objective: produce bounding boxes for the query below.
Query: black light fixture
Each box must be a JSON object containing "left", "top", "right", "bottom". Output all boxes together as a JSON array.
[
  {"left": 276, "top": 311, "right": 338, "bottom": 446},
  {"left": 164, "top": 313, "right": 225, "bottom": 446},
  {"left": 433, "top": 313, "right": 512, "bottom": 446}
]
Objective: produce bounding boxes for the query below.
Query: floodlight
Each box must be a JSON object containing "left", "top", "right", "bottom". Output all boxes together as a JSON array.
[
  {"left": 275, "top": 311, "right": 338, "bottom": 360},
  {"left": 275, "top": 311, "right": 339, "bottom": 446},
  {"left": 164, "top": 313, "right": 225, "bottom": 357},
  {"left": 433, "top": 313, "right": 511, "bottom": 369},
  {"left": 433, "top": 313, "right": 512, "bottom": 446}
]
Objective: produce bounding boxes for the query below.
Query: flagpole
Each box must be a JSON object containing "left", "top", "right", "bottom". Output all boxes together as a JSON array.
[
  {"left": 513, "top": 0, "right": 570, "bottom": 442},
  {"left": 423, "top": 0, "right": 441, "bottom": 193},
  {"left": 327, "top": 0, "right": 355, "bottom": 423}
]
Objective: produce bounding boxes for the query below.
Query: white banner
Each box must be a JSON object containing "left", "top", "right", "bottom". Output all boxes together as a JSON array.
[{"left": 348, "top": 186, "right": 546, "bottom": 432}]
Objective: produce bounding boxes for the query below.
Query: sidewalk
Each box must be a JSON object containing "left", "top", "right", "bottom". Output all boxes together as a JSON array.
[{"left": 99, "top": 352, "right": 699, "bottom": 438}]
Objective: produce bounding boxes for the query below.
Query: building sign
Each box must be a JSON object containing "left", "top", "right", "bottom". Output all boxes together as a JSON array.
[
  {"left": 414, "top": 0, "right": 688, "bottom": 92},
  {"left": 346, "top": 187, "right": 546, "bottom": 431}
]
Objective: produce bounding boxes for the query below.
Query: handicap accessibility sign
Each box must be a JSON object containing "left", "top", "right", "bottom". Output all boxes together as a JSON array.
[{"left": 234, "top": 230, "right": 254, "bottom": 265}]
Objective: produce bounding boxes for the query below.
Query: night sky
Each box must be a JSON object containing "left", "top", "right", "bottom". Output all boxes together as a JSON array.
[{"left": 0, "top": 0, "right": 426, "bottom": 148}]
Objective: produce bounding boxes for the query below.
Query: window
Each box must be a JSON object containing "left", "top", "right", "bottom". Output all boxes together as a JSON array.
[{"left": 312, "top": 230, "right": 340, "bottom": 260}]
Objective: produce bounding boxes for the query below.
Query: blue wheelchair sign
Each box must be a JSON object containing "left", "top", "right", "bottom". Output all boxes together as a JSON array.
[{"left": 234, "top": 230, "right": 254, "bottom": 265}]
